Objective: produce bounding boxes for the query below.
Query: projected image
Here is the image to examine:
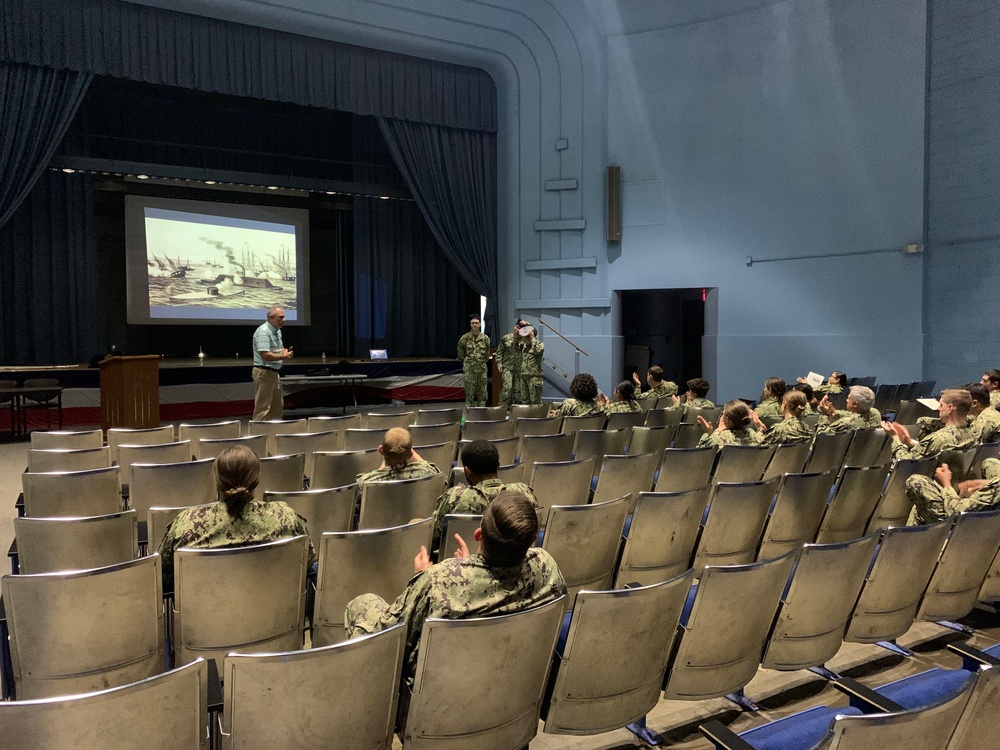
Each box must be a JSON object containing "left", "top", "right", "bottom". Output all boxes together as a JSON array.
[{"left": 144, "top": 208, "right": 298, "bottom": 319}]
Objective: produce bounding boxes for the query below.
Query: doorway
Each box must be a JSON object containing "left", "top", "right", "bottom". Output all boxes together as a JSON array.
[{"left": 619, "top": 289, "right": 707, "bottom": 389}]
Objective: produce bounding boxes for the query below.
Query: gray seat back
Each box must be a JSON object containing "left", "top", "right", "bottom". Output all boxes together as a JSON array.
[
  {"left": 592, "top": 452, "right": 660, "bottom": 510},
  {"left": 573, "top": 429, "right": 628, "bottom": 479},
  {"left": 0, "top": 659, "right": 208, "bottom": 750},
  {"left": 461, "top": 419, "right": 514, "bottom": 441},
  {"left": 560, "top": 413, "right": 606, "bottom": 435},
  {"left": 604, "top": 411, "right": 645, "bottom": 432},
  {"left": 843, "top": 427, "right": 890, "bottom": 468},
  {"left": 1, "top": 555, "right": 164, "bottom": 700},
  {"left": 671, "top": 422, "right": 704, "bottom": 449},
  {"left": 363, "top": 411, "right": 414, "bottom": 430},
  {"left": 198, "top": 434, "right": 266, "bottom": 459},
  {"left": 866, "top": 454, "right": 940, "bottom": 532},
  {"left": 413, "top": 407, "right": 463, "bottom": 425},
  {"left": 518, "top": 432, "right": 575, "bottom": 470},
  {"left": 712, "top": 444, "right": 775, "bottom": 484},
  {"left": 439, "top": 514, "right": 483, "bottom": 560},
  {"left": 757, "top": 469, "right": 837, "bottom": 561},
  {"left": 815, "top": 463, "right": 891, "bottom": 544},
  {"left": 147, "top": 505, "right": 213, "bottom": 553},
  {"left": 465, "top": 405, "right": 507, "bottom": 421},
  {"left": 14, "top": 511, "right": 138, "bottom": 575},
  {"left": 117, "top": 442, "right": 191, "bottom": 489},
  {"left": 401, "top": 596, "right": 566, "bottom": 750},
  {"left": 510, "top": 403, "right": 551, "bottom": 424},
  {"left": 457, "top": 436, "right": 521, "bottom": 467},
  {"left": 408, "top": 422, "right": 462, "bottom": 447},
  {"left": 342, "top": 428, "right": 387, "bottom": 452},
  {"left": 917, "top": 508, "right": 1000, "bottom": 622},
  {"left": 663, "top": 550, "right": 797, "bottom": 700},
  {"left": 894, "top": 399, "right": 936, "bottom": 425},
  {"left": 694, "top": 476, "right": 781, "bottom": 570},
  {"left": 173, "top": 535, "right": 309, "bottom": 669},
  {"left": 761, "top": 533, "right": 879, "bottom": 671},
  {"left": 222, "top": 627, "right": 405, "bottom": 750},
  {"left": 529, "top": 458, "right": 596, "bottom": 520},
  {"left": 803, "top": 430, "right": 853, "bottom": 475},
  {"left": 544, "top": 572, "right": 694, "bottom": 736},
  {"left": 178, "top": 421, "right": 241, "bottom": 456},
  {"left": 615, "top": 488, "right": 707, "bottom": 587},
  {"left": 947, "top": 663, "right": 1000, "bottom": 750},
  {"left": 515, "top": 416, "right": 562, "bottom": 437},
  {"left": 411, "top": 441, "right": 457, "bottom": 473},
  {"left": 247, "top": 418, "right": 308, "bottom": 455},
  {"left": 683, "top": 406, "right": 722, "bottom": 425},
  {"left": 22, "top": 465, "right": 120, "bottom": 517},
  {"left": 255, "top": 453, "right": 305, "bottom": 498},
  {"left": 626, "top": 426, "right": 676, "bottom": 456},
  {"left": 129, "top": 458, "right": 216, "bottom": 517},
  {"left": 969, "top": 442, "right": 1000, "bottom": 479},
  {"left": 273, "top": 431, "right": 340, "bottom": 481},
  {"left": 311, "top": 448, "right": 381, "bottom": 489},
  {"left": 645, "top": 407, "right": 684, "bottom": 428},
  {"left": 655, "top": 446, "right": 718, "bottom": 493},
  {"left": 358, "top": 472, "right": 447, "bottom": 529},
  {"left": 265, "top": 487, "right": 356, "bottom": 545},
  {"left": 761, "top": 440, "right": 811, "bottom": 480},
  {"left": 27, "top": 446, "right": 111, "bottom": 473},
  {"left": 306, "top": 413, "right": 361, "bottom": 447},
  {"left": 313, "top": 519, "right": 434, "bottom": 646},
  {"left": 542, "top": 496, "right": 629, "bottom": 601},
  {"left": 107, "top": 426, "right": 174, "bottom": 462},
  {"left": 496, "top": 462, "right": 526, "bottom": 484},
  {"left": 29, "top": 429, "right": 103, "bottom": 451},
  {"left": 937, "top": 445, "right": 979, "bottom": 484},
  {"left": 845, "top": 518, "right": 952, "bottom": 643}
]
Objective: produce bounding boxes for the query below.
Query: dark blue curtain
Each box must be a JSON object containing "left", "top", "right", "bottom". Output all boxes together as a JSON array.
[
  {"left": 353, "top": 196, "right": 472, "bottom": 359},
  {"left": 0, "top": 171, "right": 100, "bottom": 363},
  {"left": 0, "top": 0, "right": 495, "bottom": 131},
  {"left": 0, "top": 60, "right": 91, "bottom": 230},
  {"left": 378, "top": 117, "right": 498, "bottom": 334}
]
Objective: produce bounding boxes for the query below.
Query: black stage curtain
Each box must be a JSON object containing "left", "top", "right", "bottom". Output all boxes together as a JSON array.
[
  {"left": 378, "top": 117, "right": 498, "bottom": 334},
  {"left": 0, "top": 0, "right": 496, "bottom": 131},
  {"left": 354, "top": 196, "right": 475, "bottom": 359},
  {"left": 0, "top": 61, "right": 91, "bottom": 230},
  {"left": 0, "top": 171, "right": 100, "bottom": 363}
]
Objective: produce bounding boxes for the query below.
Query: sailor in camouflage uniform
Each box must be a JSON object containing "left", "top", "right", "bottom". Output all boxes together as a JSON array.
[
  {"left": 798, "top": 371, "right": 846, "bottom": 397},
  {"left": 884, "top": 389, "right": 977, "bottom": 464},
  {"left": 549, "top": 373, "right": 603, "bottom": 418},
  {"left": 965, "top": 384, "right": 1000, "bottom": 443},
  {"left": 457, "top": 314, "right": 491, "bottom": 407},
  {"left": 753, "top": 378, "right": 786, "bottom": 421},
  {"left": 518, "top": 325, "right": 545, "bottom": 406},
  {"left": 754, "top": 390, "right": 816, "bottom": 445},
  {"left": 356, "top": 428, "right": 440, "bottom": 500},
  {"left": 982, "top": 370, "right": 1000, "bottom": 410},
  {"left": 815, "top": 386, "right": 880, "bottom": 434},
  {"left": 430, "top": 440, "right": 537, "bottom": 551},
  {"left": 346, "top": 490, "right": 567, "bottom": 685},
  {"left": 631, "top": 366, "right": 679, "bottom": 402},
  {"left": 157, "top": 445, "right": 314, "bottom": 592},
  {"left": 906, "top": 456, "right": 1000, "bottom": 525},
  {"left": 681, "top": 378, "right": 715, "bottom": 409},
  {"left": 598, "top": 380, "right": 642, "bottom": 415},
  {"left": 697, "top": 400, "right": 763, "bottom": 448},
  {"left": 495, "top": 319, "right": 527, "bottom": 407}
]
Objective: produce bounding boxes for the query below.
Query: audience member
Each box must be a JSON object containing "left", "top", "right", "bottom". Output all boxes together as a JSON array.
[
  {"left": 754, "top": 390, "right": 815, "bottom": 445},
  {"left": 631, "top": 365, "right": 678, "bottom": 401},
  {"left": 753, "top": 377, "right": 786, "bottom": 420},
  {"left": 815, "top": 385, "right": 880, "bottom": 434},
  {"left": 883, "top": 388, "right": 976, "bottom": 463},
  {"left": 905, "top": 456, "right": 1000, "bottom": 525},
  {"left": 598, "top": 380, "right": 642, "bottom": 414},
  {"left": 697, "top": 399, "right": 763, "bottom": 447},
  {"left": 356, "top": 428, "right": 440, "bottom": 497},
  {"left": 550, "top": 372, "right": 603, "bottom": 418}
]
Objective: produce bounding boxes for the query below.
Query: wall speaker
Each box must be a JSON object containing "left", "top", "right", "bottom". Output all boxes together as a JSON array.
[{"left": 606, "top": 166, "right": 621, "bottom": 242}]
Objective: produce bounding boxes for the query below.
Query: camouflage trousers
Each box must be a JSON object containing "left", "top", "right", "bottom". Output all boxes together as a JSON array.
[
  {"left": 905, "top": 457, "right": 1000, "bottom": 525},
  {"left": 520, "top": 375, "right": 543, "bottom": 406},
  {"left": 345, "top": 593, "right": 391, "bottom": 638},
  {"left": 499, "top": 368, "right": 518, "bottom": 406},
  {"left": 463, "top": 369, "right": 488, "bottom": 407}
]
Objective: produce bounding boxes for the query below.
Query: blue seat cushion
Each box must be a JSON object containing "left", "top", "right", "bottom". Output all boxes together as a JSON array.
[
  {"left": 874, "top": 668, "right": 975, "bottom": 711},
  {"left": 680, "top": 582, "right": 699, "bottom": 627},
  {"left": 739, "top": 705, "right": 863, "bottom": 750}
]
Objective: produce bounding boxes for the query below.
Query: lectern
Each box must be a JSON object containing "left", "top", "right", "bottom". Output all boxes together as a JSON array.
[{"left": 99, "top": 355, "right": 160, "bottom": 430}]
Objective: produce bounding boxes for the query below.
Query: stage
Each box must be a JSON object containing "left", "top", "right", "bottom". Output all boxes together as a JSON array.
[{"left": 0, "top": 357, "right": 464, "bottom": 430}]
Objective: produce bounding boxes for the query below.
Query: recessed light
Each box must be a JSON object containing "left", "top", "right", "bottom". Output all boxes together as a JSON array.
[
  {"left": 204, "top": 180, "right": 217, "bottom": 185},
  {"left": 62, "top": 168, "right": 76, "bottom": 174},
  {"left": 267, "top": 185, "right": 279, "bottom": 190},
  {"left": 136, "top": 174, "right": 149, "bottom": 180}
]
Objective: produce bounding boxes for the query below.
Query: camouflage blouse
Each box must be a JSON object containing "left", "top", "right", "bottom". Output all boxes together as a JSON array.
[
  {"left": 552, "top": 398, "right": 603, "bottom": 418},
  {"left": 698, "top": 428, "right": 764, "bottom": 448},
  {"left": 637, "top": 382, "right": 679, "bottom": 400},
  {"left": 601, "top": 399, "right": 642, "bottom": 415},
  {"left": 431, "top": 478, "right": 538, "bottom": 550},
  {"left": 762, "top": 416, "right": 816, "bottom": 446}
]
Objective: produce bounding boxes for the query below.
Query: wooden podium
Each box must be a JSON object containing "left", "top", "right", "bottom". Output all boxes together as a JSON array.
[{"left": 99, "top": 355, "right": 160, "bottom": 430}]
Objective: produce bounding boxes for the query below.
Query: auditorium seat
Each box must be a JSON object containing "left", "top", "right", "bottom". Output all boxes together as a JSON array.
[
  {"left": 969, "top": 441, "right": 1000, "bottom": 479},
  {"left": 172, "top": 535, "right": 309, "bottom": 669},
  {"left": 399, "top": 596, "right": 566, "bottom": 749},
  {"left": 654, "top": 446, "right": 717, "bottom": 493},
  {"left": 13, "top": 510, "right": 138, "bottom": 575},
  {"left": 496, "top": 462, "right": 526, "bottom": 484},
  {"left": 27, "top": 446, "right": 111, "bottom": 473},
  {"left": 273, "top": 430, "right": 340, "bottom": 482},
  {"left": 604, "top": 410, "right": 646, "bottom": 432},
  {"left": 625, "top": 425, "right": 676, "bottom": 456},
  {"left": 412, "top": 406, "right": 462, "bottom": 425},
  {"left": 363, "top": 411, "right": 414, "bottom": 430},
  {"left": 306, "top": 412, "right": 361, "bottom": 445},
  {"left": 803, "top": 431, "right": 852, "bottom": 475},
  {"left": 560, "top": 412, "right": 606, "bottom": 435},
  {"left": 464, "top": 405, "right": 507, "bottom": 421},
  {"left": 107, "top": 426, "right": 175, "bottom": 463},
  {"left": 178, "top": 420, "right": 241, "bottom": 457},
  {"left": 342, "top": 427, "right": 386, "bottom": 451},
  {"left": 672, "top": 422, "right": 705, "bottom": 449},
  {"left": 128, "top": 458, "right": 215, "bottom": 517},
  {"left": 843, "top": 427, "right": 890, "bottom": 468},
  {"left": 117, "top": 441, "right": 192, "bottom": 491},
  {"left": 147, "top": 504, "right": 213, "bottom": 553},
  {"left": 614, "top": 487, "right": 706, "bottom": 588},
  {"left": 461, "top": 418, "right": 514, "bottom": 441},
  {"left": 529, "top": 458, "right": 595, "bottom": 523},
  {"left": 644, "top": 406, "right": 684, "bottom": 428},
  {"left": 407, "top": 421, "right": 461, "bottom": 447},
  {"left": 757, "top": 469, "right": 836, "bottom": 561},
  {"left": 311, "top": 448, "right": 380, "bottom": 489},
  {"left": 197, "top": 434, "right": 267, "bottom": 459},
  {"left": 711, "top": 444, "right": 775, "bottom": 484},
  {"left": 866, "top": 454, "right": 940, "bottom": 532},
  {"left": 592, "top": 451, "right": 659, "bottom": 509},
  {"left": 21, "top": 465, "right": 120, "bottom": 517},
  {"left": 247, "top": 418, "right": 307, "bottom": 455},
  {"left": 438, "top": 513, "right": 482, "bottom": 559},
  {"left": 543, "top": 570, "right": 693, "bottom": 737},
  {"left": 572, "top": 428, "right": 628, "bottom": 481},
  {"left": 517, "top": 432, "right": 575, "bottom": 470},
  {"left": 694, "top": 476, "right": 780, "bottom": 571},
  {"left": 220, "top": 626, "right": 405, "bottom": 750},
  {"left": 312, "top": 518, "right": 434, "bottom": 646},
  {"left": 0, "top": 659, "right": 208, "bottom": 750},
  {"left": 509, "top": 403, "right": 550, "bottom": 425},
  {"left": 514, "top": 415, "right": 562, "bottom": 438},
  {"left": 761, "top": 439, "right": 811, "bottom": 480},
  {"left": 265, "top": 486, "right": 355, "bottom": 544},
  {"left": 357, "top": 472, "right": 446, "bottom": 529},
  {"left": 255, "top": 452, "right": 305, "bottom": 497},
  {"left": 815, "top": 463, "right": 890, "bottom": 544},
  {"left": 2, "top": 554, "right": 164, "bottom": 699},
  {"left": 410, "top": 440, "right": 456, "bottom": 472},
  {"left": 457, "top": 435, "right": 520, "bottom": 467},
  {"left": 29, "top": 428, "right": 103, "bottom": 451},
  {"left": 684, "top": 405, "right": 722, "bottom": 426}
]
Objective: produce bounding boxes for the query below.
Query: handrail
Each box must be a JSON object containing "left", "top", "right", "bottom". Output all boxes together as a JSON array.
[{"left": 536, "top": 317, "right": 589, "bottom": 357}]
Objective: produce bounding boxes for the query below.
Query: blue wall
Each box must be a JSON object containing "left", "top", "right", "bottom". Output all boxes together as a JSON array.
[{"left": 924, "top": 0, "right": 1000, "bottom": 389}]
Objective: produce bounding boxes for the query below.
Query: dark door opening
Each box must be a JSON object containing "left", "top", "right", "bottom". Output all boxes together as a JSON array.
[{"left": 620, "top": 289, "right": 706, "bottom": 389}]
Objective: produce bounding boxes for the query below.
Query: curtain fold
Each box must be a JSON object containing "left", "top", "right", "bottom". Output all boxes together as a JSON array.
[
  {"left": 0, "top": 171, "right": 100, "bottom": 363},
  {"left": 377, "top": 117, "right": 498, "bottom": 334},
  {"left": 353, "top": 196, "right": 472, "bottom": 358},
  {"left": 0, "top": 60, "right": 91, "bottom": 230},
  {"left": 0, "top": 0, "right": 496, "bottom": 131}
]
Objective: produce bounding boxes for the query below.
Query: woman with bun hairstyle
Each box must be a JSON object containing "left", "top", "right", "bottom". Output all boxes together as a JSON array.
[
  {"left": 697, "top": 400, "right": 764, "bottom": 448},
  {"left": 754, "top": 377, "right": 786, "bottom": 420},
  {"left": 157, "top": 445, "right": 314, "bottom": 591},
  {"left": 598, "top": 380, "right": 642, "bottom": 414},
  {"left": 753, "top": 390, "right": 816, "bottom": 445}
]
